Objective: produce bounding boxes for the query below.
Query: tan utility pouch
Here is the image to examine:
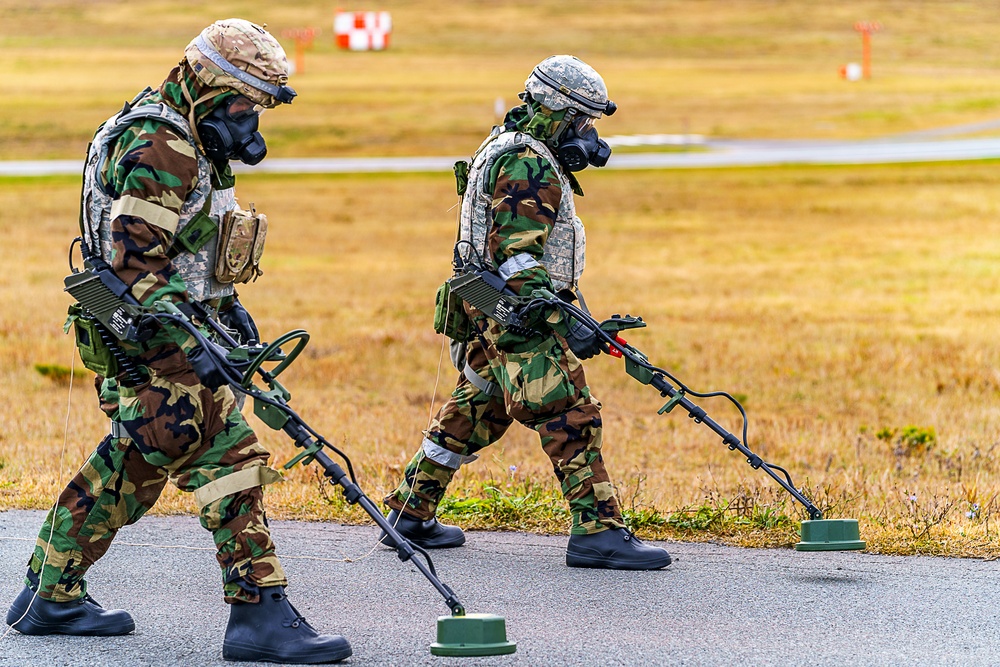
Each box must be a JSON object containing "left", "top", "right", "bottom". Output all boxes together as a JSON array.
[{"left": 215, "top": 204, "right": 267, "bottom": 284}]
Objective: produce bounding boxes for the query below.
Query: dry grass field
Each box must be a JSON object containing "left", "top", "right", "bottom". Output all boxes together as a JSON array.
[
  {"left": 5, "top": 1, "right": 1000, "bottom": 556},
  {"left": 6, "top": 164, "right": 1000, "bottom": 557}
]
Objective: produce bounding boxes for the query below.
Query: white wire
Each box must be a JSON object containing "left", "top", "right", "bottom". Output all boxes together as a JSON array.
[
  {"left": 351, "top": 334, "right": 447, "bottom": 560},
  {"left": 1, "top": 338, "right": 76, "bottom": 641}
]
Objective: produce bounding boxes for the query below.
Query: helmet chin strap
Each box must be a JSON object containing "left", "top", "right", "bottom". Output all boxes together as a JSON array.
[
  {"left": 179, "top": 69, "right": 205, "bottom": 152},
  {"left": 548, "top": 109, "right": 576, "bottom": 147},
  {"left": 177, "top": 67, "right": 225, "bottom": 156},
  {"left": 521, "top": 95, "right": 573, "bottom": 147}
]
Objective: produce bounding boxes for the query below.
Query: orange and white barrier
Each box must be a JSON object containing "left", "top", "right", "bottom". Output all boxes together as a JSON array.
[{"left": 334, "top": 10, "right": 392, "bottom": 51}]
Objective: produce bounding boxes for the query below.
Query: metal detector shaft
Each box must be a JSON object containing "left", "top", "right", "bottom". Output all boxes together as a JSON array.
[
  {"left": 645, "top": 373, "right": 823, "bottom": 520},
  {"left": 187, "top": 314, "right": 467, "bottom": 616},
  {"left": 523, "top": 291, "right": 826, "bottom": 522},
  {"left": 279, "top": 419, "right": 466, "bottom": 616}
]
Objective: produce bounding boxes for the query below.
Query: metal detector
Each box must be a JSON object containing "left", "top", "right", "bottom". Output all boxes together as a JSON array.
[
  {"left": 525, "top": 293, "right": 866, "bottom": 552},
  {"left": 444, "top": 246, "right": 865, "bottom": 552},
  {"left": 143, "top": 301, "right": 517, "bottom": 656},
  {"left": 61, "top": 242, "right": 515, "bottom": 657}
]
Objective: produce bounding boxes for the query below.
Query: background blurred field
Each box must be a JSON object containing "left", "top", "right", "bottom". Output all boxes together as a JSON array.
[{"left": 4, "top": 1, "right": 1000, "bottom": 556}]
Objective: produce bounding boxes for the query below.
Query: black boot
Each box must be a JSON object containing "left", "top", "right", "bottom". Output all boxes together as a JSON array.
[
  {"left": 5, "top": 585, "right": 135, "bottom": 636},
  {"left": 378, "top": 509, "right": 466, "bottom": 549},
  {"left": 566, "top": 528, "right": 673, "bottom": 570},
  {"left": 222, "top": 586, "right": 351, "bottom": 664}
]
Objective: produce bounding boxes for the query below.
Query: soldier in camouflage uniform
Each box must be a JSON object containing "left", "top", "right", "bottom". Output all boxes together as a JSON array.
[
  {"left": 382, "top": 56, "right": 672, "bottom": 570},
  {"left": 5, "top": 19, "right": 351, "bottom": 664}
]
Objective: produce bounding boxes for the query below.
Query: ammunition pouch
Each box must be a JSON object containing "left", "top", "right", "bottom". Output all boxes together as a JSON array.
[
  {"left": 215, "top": 205, "right": 267, "bottom": 284},
  {"left": 433, "top": 280, "right": 472, "bottom": 342},
  {"left": 65, "top": 304, "right": 118, "bottom": 377},
  {"left": 453, "top": 160, "right": 469, "bottom": 197}
]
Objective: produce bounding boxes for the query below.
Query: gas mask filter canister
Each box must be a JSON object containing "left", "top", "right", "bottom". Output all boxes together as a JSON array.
[
  {"left": 556, "top": 117, "right": 612, "bottom": 172},
  {"left": 197, "top": 96, "right": 267, "bottom": 165}
]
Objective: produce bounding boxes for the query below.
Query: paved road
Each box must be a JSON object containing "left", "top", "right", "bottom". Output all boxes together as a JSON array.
[
  {"left": 5, "top": 134, "right": 1000, "bottom": 177},
  {"left": 1, "top": 509, "right": 998, "bottom": 666}
]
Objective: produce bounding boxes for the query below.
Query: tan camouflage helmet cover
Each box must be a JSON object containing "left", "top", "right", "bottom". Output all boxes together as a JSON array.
[
  {"left": 524, "top": 55, "right": 615, "bottom": 118},
  {"left": 184, "top": 19, "right": 295, "bottom": 108}
]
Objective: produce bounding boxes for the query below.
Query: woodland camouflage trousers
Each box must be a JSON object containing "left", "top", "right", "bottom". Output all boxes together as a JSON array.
[
  {"left": 386, "top": 315, "right": 626, "bottom": 535},
  {"left": 26, "top": 349, "right": 286, "bottom": 604}
]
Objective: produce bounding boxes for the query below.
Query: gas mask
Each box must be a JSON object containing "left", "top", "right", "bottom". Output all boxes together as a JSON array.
[
  {"left": 556, "top": 114, "right": 611, "bottom": 172},
  {"left": 197, "top": 95, "right": 267, "bottom": 165}
]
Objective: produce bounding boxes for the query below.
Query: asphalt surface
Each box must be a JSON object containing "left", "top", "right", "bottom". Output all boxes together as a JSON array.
[
  {"left": 1, "top": 509, "right": 999, "bottom": 666},
  {"left": 6, "top": 132, "right": 1000, "bottom": 177}
]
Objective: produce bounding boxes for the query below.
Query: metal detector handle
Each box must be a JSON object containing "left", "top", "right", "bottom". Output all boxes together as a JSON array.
[
  {"left": 236, "top": 329, "right": 309, "bottom": 387},
  {"left": 599, "top": 315, "right": 646, "bottom": 359}
]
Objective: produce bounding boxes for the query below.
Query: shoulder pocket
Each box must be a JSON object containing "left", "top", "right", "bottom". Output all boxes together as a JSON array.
[{"left": 173, "top": 208, "right": 218, "bottom": 255}]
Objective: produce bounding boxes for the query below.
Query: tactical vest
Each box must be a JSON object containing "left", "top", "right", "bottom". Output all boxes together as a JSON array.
[
  {"left": 458, "top": 127, "right": 585, "bottom": 292},
  {"left": 81, "top": 94, "right": 238, "bottom": 303}
]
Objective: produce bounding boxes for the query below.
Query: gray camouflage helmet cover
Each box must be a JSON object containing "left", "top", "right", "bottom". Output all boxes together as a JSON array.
[
  {"left": 184, "top": 18, "right": 294, "bottom": 108},
  {"left": 524, "top": 55, "right": 614, "bottom": 118}
]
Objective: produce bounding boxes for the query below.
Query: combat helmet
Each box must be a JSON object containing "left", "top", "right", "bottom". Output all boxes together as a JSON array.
[
  {"left": 184, "top": 18, "right": 296, "bottom": 108},
  {"left": 524, "top": 55, "right": 616, "bottom": 119}
]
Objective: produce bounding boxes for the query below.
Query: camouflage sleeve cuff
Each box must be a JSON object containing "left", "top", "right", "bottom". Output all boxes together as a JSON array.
[
  {"left": 504, "top": 268, "right": 569, "bottom": 335},
  {"left": 163, "top": 326, "right": 200, "bottom": 355}
]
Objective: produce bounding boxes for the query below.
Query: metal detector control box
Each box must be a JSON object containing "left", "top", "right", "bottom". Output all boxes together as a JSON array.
[
  {"left": 64, "top": 264, "right": 145, "bottom": 341},
  {"left": 447, "top": 270, "right": 533, "bottom": 336}
]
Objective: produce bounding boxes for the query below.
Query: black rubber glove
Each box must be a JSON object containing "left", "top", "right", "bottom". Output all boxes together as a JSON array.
[
  {"left": 218, "top": 298, "right": 259, "bottom": 345},
  {"left": 564, "top": 318, "right": 608, "bottom": 360},
  {"left": 186, "top": 340, "right": 233, "bottom": 390}
]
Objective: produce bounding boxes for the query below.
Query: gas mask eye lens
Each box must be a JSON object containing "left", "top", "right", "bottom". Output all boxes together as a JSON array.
[
  {"left": 555, "top": 110, "right": 610, "bottom": 172},
  {"left": 226, "top": 95, "right": 256, "bottom": 117},
  {"left": 575, "top": 116, "right": 595, "bottom": 134}
]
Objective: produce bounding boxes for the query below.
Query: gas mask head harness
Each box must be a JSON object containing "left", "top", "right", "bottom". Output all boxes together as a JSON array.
[
  {"left": 198, "top": 94, "right": 267, "bottom": 165},
  {"left": 522, "top": 55, "right": 617, "bottom": 172}
]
